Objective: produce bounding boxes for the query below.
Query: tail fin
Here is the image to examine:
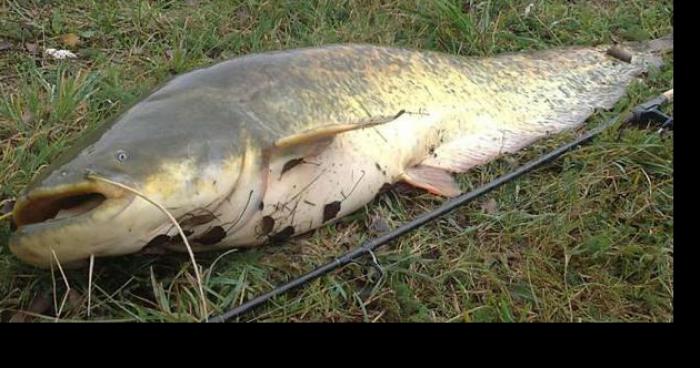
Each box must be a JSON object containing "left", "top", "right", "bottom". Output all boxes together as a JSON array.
[{"left": 418, "top": 34, "right": 673, "bottom": 180}]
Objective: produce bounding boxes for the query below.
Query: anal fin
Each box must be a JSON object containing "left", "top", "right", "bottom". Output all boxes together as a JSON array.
[
  {"left": 421, "top": 123, "right": 546, "bottom": 174},
  {"left": 401, "top": 165, "right": 461, "bottom": 197}
]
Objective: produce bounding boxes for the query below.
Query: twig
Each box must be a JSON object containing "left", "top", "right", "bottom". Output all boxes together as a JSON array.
[
  {"left": 50, "top": 249, "right": 71, "bottom": 321},
  {"left": 87, "top": 254, "right": 95, "bottom": 318}
]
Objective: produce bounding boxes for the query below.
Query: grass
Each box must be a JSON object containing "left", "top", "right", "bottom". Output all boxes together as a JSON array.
[{"left": 0, "top": 0, "right": 673, "bottom": 322}]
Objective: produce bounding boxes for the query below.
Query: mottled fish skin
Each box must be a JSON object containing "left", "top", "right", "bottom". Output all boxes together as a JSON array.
[
  {"left": 163, "top": 41, "right": 668, "bottom": 250},
  {"left": 9, "top": 37, "right": 672, "bottom": 266}
]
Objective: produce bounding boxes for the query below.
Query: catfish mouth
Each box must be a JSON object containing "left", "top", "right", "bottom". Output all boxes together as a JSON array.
[
  {"left": 9, "top": 180, "right": 138, "bottom": 268},
  {"left": 13, "top": 192, "right": 107, "bottom": 227},
  {"left": 12, "top": 181, "right": 129, "bottom": 229}
]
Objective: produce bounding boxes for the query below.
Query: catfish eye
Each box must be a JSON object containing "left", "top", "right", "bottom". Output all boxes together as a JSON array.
[{"left": 116, "top": 150, "right": 129, "bottom": 162}]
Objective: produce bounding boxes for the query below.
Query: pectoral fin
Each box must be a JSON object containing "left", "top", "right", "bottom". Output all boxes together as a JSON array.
[
  {"left": 273, "top": 111, "right": 405, "bottom": 151},
  {"left": 271, "top": 111, "right": 405, "bottom": 176},
  {"left": 401, "top": 165, "right": 461, "bottom": 197}
]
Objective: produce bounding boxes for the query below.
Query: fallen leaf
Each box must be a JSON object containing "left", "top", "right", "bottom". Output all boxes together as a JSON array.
[
  {"left": 21, "top": 109, "right": 33, "bottom": 125},
  {"left": 65, "top": 289, "right": 83, "bottom": 311},
  {"left": 60, "top": 33, "right": 80, "bottom": 48},
  {"left": 369, "top": 215, "right": 391, "bottom": 235},
  {"left": 393, "top": 182, "right": 420, "bottom": 195},
  {"left": 8, "top": 312, "right": 26, "bottom": 323},
  {"left": 462, "top": 1, "right": 471, "bottom": 13},
  {"left": 28, "top": 293, "right": 52, "bottom": 314},
  {"left": 76, "top": 101, "right": 89, "bottom": 115},
  {"left": 1, "top": 198, "right": 14, "bottom": 216},
  {"left": 236, "top": 7, "right": 251, "bottom": 24},
  {"left": 8, "top": 293, "right": 51, "bottom": 323},
  {"left": 480, "top": 198, "right": 498, "bottom": 214},
  {"left": 25, "top": 42, "right": 38, "bottom": 54},
  {"left": 0, "top": 40, "right": 12, "bottom": 52}
]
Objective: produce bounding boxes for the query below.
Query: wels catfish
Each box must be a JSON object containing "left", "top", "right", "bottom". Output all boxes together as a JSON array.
[{"left": 8, "top": 36, "right": 673, "bottom": 268}]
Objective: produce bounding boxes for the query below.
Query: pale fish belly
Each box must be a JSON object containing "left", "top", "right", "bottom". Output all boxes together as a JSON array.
[{"left": 213, "top": 110, "right": 449, "bottom": 248}]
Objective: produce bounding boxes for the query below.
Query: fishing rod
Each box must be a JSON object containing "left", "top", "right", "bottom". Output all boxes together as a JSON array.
[{"left": 207, "top": 88, "right": 673, "bottom": 323}]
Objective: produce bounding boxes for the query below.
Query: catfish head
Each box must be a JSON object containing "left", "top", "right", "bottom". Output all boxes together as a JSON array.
[{"left": 8, "top": 80, "right": 266, "bottom": 268}]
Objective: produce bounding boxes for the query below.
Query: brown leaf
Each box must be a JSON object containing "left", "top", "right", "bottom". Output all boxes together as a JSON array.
[
  {"left": 8, "top": 293, "right": 51, "bottom": 323},
  {"left": 393, "top": 182, "right": 420, "bottom": 195},
  {"left": 60, "top": 33, "right": 80, "bottom": 48},
  {"left": 236, "top": 7, "right": 251, "bottom": 24},
  {"left": 480, "top": 198, "right": 498, "bottom": 214},
  {"left": 28, "top": 293, "right": 52, "bottom": 314},
  {"left": 25, "top": 42, "right": 38, "bottom": 54},
  {"left": 369, "top": 215, "right": 391, "bottom": 235},
  {"left": 76, "top": 101, "right": 88, "bottom": 115},
  {"left": 65, "top": 289, "right": 83, "bottom": 311},
  {"left": 462, "top": 1, "right": 471, "bottom": 13},
  {"left": 8, "top": 312, "right": 27, "bottom": 323},
  {"left": 1, "top": 198, "right": 14, "bottom": 217},
  {"left": 0, "top": 40, "right": 12, "bottom": 52},
  {"left": 21, "top": 109, "right": 33, "bottom": 125}
]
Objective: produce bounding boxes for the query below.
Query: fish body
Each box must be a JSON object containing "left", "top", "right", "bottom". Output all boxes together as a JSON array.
[{"left": 8, "top": 37, "right": 672, "bottom": 267}]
